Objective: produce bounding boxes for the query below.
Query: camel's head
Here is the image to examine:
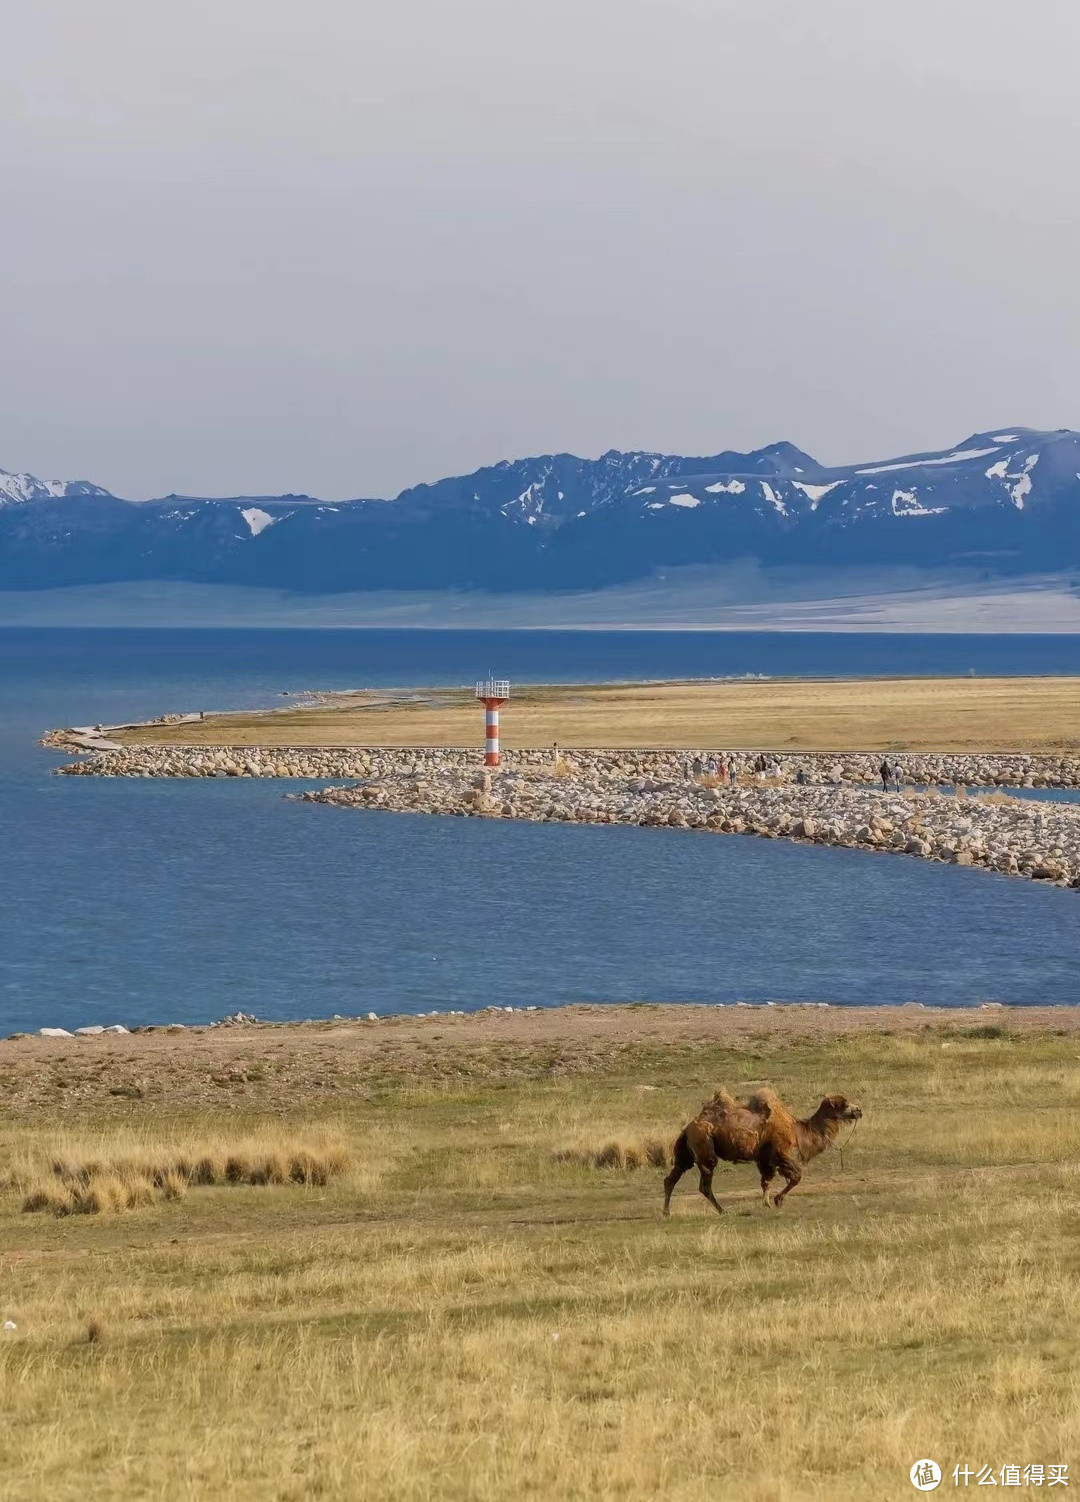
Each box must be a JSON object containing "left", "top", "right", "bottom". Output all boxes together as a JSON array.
[{"left": 817, "top": 1094, "right": 862, "bottom": 1123}]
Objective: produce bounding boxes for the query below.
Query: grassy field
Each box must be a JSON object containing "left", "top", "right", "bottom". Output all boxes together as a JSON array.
[
  {"left": 111, "top": 676, "right": 1080, "bottom": 752},
  {"left": 0, "top": 1006, "right": 1077, "bottom": 1500}
]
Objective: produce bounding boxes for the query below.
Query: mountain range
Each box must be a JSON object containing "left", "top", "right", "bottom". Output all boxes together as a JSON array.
[{"left": 2, "top": 426, "right": 1079, "bottom": 594}]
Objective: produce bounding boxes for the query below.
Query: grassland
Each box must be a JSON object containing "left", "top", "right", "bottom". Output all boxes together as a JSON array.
[
  {"left": 111, "top": 676, "right": 1080, "bottom": 752},
  {"left": 1, "top": 1005, "right": 1078, "bottom": 1501}
]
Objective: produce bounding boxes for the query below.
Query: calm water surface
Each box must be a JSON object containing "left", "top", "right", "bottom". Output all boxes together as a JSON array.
[{"left": 1, "top": 628, "right": 1078, "bottom": 1031}]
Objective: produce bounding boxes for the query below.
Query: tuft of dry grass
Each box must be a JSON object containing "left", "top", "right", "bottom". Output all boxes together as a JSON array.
[
  {"left": 18, "top": 1130, "right": 352, "bottom": 1216},
  {"left": 83, "top": 1316, "right": 106, "bottom": 1345},
  {"left": 555, "top": 1135, "right": 671, "bottom": 1171}
]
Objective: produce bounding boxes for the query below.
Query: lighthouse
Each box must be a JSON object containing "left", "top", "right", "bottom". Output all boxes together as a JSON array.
[{"left": 475, "top": 678, "right": 510, "bottom": 766}]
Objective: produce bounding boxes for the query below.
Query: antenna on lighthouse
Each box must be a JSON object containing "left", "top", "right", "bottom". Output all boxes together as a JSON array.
[{"left": 475, "top": 677, "right": 510, "bottom": 766}]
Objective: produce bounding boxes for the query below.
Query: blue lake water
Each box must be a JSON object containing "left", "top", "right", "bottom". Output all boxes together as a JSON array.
[{"left": 1, "top": 627, "right": 1078, "bottom": 1031}]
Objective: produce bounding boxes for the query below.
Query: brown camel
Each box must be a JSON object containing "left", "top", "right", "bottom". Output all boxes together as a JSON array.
[{"left": 662, "top": 1087, "right": 861, "bottom": 1215}]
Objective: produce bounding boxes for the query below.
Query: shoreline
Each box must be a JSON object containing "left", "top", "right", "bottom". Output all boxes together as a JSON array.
[
  {"left": 12, "top": 1003, "right": 1075, "bottom": 1051},
  {"left": 8, "top": 1003, "right": 1079, "bottom": 1106}
]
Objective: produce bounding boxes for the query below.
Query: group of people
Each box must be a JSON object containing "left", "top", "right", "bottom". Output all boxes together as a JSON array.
[
  {"left": 879, "top": 757, "right": 905, "bottom": 792},
  {"left": 682, "top": 753, "right": 740, "bottom": 783},
  {"left": 679, "top": 752, "right": 789, "bottom": 785},
  {"left": 674, "top": 752, "right": 905, "bottom": 793}
]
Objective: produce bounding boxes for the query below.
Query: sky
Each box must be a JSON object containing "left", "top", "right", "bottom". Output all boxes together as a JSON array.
[{"left": 1, "top": 0, "right": 1078, "bottom": 501}]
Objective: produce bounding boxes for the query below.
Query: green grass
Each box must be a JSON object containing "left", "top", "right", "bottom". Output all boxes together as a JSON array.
[{"left": 0, "top": 1029, "right": 1077, "bottom": 1500}]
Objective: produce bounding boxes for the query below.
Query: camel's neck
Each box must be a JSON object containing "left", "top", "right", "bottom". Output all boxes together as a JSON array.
[{"left": 795, "top": 1111, "right": 843, "bottom": 1162}]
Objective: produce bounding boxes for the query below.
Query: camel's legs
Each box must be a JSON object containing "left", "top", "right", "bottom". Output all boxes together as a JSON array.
[
  {"left": 771, "top": 1157, "right": 802, "bottom": 1208},
  {"left": 759, "top": 1168, "right": 776, "bottom": 1205},
  {"left": 697, "top": 1161, "right": 724, "bottom": 1215},
  {"left": 663, "top": 1131, "right": 696, "bottom": 1217},
  {"left": 662, "top": 1163, "right": 687, "bottom": 1216}
]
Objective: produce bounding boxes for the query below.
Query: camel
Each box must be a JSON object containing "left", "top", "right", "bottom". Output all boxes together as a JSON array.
[{"left": 662, "top": 1087, "right": 861, "bottom": 1215}]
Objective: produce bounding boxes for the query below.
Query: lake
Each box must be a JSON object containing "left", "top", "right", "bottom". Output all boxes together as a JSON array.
[{"left": 1, "top": 627, "right": 1078, "bottom": 1031}]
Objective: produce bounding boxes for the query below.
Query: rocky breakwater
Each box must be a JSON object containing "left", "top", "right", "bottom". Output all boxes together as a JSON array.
[
  {"left": 299, "top": 755, "right": 1080, "bottom": 892},
  {"left": 55, "top": 746, "right": 380, "bottom": 779},
  {"left": 51, "top": 742, "right": 1080, "bottom": 789},
  {"left": 48, "top": 741, "right": 1080, "bottom": 888}
]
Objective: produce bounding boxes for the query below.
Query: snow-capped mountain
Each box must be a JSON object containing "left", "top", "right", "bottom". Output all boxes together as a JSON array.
[
  {"left": 2, "top": 427, "right": 1080, "bottom": 592},
  {"left": 0, "top": 468, "right": 114, "bottom": 507}
]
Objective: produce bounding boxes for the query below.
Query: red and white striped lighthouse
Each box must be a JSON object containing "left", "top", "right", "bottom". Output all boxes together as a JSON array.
[{"left": 476, "top": 678, "right": 510, "bottom": 766}]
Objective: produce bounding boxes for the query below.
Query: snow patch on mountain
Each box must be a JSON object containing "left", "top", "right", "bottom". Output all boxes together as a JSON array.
[
  {"left": 792, "top": 480, "right": 841, "bottom": 508},
  {"left": 240, "top": 507, "right": 278, "bottom": 537},
  {"left": 705, "top": 479, "right": 746, "bottom": 495},
  {"left": 891, "top": 489, "right": 947, "bottom": 518},
  {"left": 856, "top": 447, "right": 1000, "bottom": 477},
  {"left": 667, "top": 494, "right": 700, "bottom": 508},
  {"left": 1007, "top": 454, "right": 1040, "bottom": 510},
  {"left": 760, "top": 481, "right": 786, "bottom": 514}
]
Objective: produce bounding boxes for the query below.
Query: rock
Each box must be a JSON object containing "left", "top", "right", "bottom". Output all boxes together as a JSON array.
[
  {"left": 39, "top": 1027, "right": 73, "bottom": 1039},
  {"left": 75, "top": 1025, "right": 105, "bottom": 1037}
]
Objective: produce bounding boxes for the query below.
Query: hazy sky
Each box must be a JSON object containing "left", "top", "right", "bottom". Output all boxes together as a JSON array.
[{"left": 2, "top": 1, "right": 1078, "bottom": 499}]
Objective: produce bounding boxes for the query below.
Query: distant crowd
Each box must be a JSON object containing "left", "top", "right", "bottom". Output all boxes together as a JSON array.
[{"left": 676, "top": 752, "right": 906, "bottom": 793}]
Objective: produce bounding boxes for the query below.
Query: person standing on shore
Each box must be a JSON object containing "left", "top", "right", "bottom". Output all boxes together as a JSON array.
[{"left": 879, "top": 757, "right": 891, "bottom": 793}]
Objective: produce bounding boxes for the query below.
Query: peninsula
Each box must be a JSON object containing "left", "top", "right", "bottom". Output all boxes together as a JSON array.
[{"left": 47, "top": 675, "right": 1080, "bottom": 894}]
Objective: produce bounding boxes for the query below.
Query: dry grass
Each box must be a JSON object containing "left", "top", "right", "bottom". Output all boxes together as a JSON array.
[
  {"left": 12, "top": 1129, "right": 351, "bottom": 1216},
  {"left": 554, "top": 1135, "right": 672, "bottom": 1171},
  {"left": 110, "top": 675, "right": 1080, "bottom": 752},
  {"left": 1, "top": 1029, "right": 1078, "bottom": 1500}
]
